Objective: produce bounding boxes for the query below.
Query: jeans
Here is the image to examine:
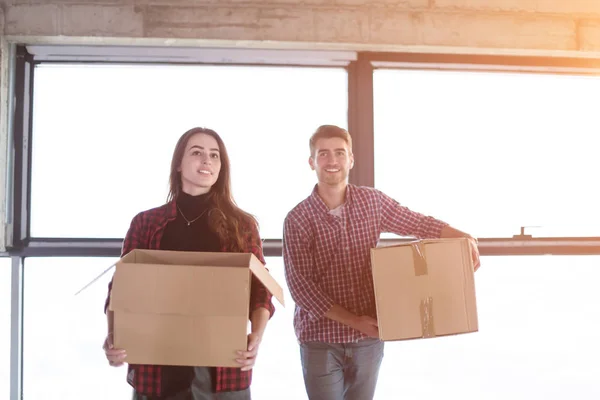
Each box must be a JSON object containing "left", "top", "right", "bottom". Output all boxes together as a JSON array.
[
  {"left": 300, "top": 338, "right": 384, "bottom": 400},
  {"left": 133, "top": 367, "right": 251, "bottom": 400}
]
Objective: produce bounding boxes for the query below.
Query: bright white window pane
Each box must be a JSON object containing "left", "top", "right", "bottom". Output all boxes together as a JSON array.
[
  {"left": 0, "top": 258, "right": 10, "bottom": 399},
  {"left": 374, "top": 69, "right": 600, "bottom": 238},
  {"left": 31, "top": 64, "right": 347, "bottom": 239},
  {"left": 257, "top": 256, "right": 600, "bottom": 399},
  {"left": 376, "top": 256, "right": 600, "bottom": 399},
  {"left": 21, "top": 256, "right": 305, "bottom": 399},
  {"left": 23, "top": 258, "right": 131, "bottom": 399},
  {"left": 252, "top": 257, "right": 307, "bottom": 399}
]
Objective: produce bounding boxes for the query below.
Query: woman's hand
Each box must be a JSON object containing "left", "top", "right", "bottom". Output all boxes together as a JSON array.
[
  {"left": 235, "top": 332, "right": 262, "bottom": 371},
  {"left": 103, "top": 332, "right": 127, "bottom": 367}
]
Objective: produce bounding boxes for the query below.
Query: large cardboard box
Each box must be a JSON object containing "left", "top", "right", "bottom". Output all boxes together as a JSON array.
[
  {"left": 108, "top": 249, "right": 285, "bottom": 367},
  {"left": 370, "top": 238, "right": 478, "bottom": 341}
]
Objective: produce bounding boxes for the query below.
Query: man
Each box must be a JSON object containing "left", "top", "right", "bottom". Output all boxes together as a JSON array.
[{"left": 283, "top": 125, "right": 480, "bottom": 400}]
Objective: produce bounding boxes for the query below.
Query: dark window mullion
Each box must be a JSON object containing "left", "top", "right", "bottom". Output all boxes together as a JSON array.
[{"left": 347, "top": 54, "right": 374, "bottom": 188}]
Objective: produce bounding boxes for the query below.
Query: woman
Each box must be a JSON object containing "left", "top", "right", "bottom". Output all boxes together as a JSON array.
[{"left": 103, "top": 127, "right": 275, "bottom": 399}]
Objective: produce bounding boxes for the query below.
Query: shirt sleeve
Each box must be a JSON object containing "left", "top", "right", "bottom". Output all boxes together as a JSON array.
[
  {"left": 378, "top": 190, "right": 448, "bottom": 239},
  {"left": 283, "top": 215, "right": 334, "bottom": 320},
  {"left": 104, "top": 212, "right": 144, "bottom": 313},
  {"left": 247, "top": 223, "right": 276, "bottom": 318}
]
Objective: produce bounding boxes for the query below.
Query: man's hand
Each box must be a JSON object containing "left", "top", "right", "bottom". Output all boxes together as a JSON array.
[
  {"left": 349, "top": 315, "right": 379, "bottom": 338},
  {"left": 236, "top": 332, "right": 262, "bottom": 371},
  {"left": 103, "top": 333, "right": 127, "bottom": 367},
  {"left": 468, "top": 237, "right": 481, "bottom": 272},
  {"left": 325, "top": 305, "right": 379, "bottom": 338},
  {"left": 440, "top": 225, "right": 481, "bottom": 272}
]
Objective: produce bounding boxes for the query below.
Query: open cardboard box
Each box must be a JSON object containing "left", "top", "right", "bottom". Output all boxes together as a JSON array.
[
  {"left": 107, "top": 249, "right": 285, "bottom": 367},
  {"left": 370, "top": 238, "right": 478, "bottom": 341}
]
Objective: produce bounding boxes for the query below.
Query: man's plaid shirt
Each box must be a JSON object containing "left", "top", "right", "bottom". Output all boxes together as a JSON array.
[
  {"left": 104, "top": 200, "right": 275, "bottom": 397},
  {"left": 283, "top": 184, "right": 447, "bottom": 344}
]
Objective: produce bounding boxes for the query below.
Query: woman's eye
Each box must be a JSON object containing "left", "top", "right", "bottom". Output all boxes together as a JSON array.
[{"left": 210, "top": 153, "right": 219, "bottom": 159}]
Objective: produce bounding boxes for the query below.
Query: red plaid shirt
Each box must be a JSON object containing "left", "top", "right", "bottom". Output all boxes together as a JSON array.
[
  {"left": 283, "top": 184, "right": 447, "bottom": 344},
  {"left": 104, "top": 200, "right": 275, "bottom": 397}
]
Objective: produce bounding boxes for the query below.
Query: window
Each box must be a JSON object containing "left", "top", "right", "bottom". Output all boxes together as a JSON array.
[
  {"left": 21, "top": 256, "right": 302, "bottom": 399},
  {"left": 372, "top": 68, "right": 600, "bottom": 398},
  {"left": 0, "top": 258, "right": 10, "bottom": 399},
  {"left": 19, "top": 48, "right": 600, "bottom": 400},
  {"left": 26, "top": 60, "right": 349, "bottom": 399},
  {"left": 258, "top": 256, "right": 600, "bottom": 400},
  {"left": 374, "top": 69, "right": 600, "bottom": 238},
  {"left": 252, "top": 257, "right": 306, "bottom": 399},
  {"left": 31, "top": 64, "right": 348, "bottom": 239},
  {"left": 376, "top": 255, "right": 600, "bottom": 399},
  {"left": 23, "top": 258, "right": 131, "bottom": 399}
]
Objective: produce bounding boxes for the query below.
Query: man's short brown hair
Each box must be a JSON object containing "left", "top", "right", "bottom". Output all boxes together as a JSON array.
[{"left": 309, "top": 125, "right": 353, "bottom": 157}]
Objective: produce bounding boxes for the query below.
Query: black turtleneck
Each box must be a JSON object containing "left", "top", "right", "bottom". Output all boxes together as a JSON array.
[
  {"left": 160, "top": 191, "right": 222, "bottom": 252},
  {"left": 158, "top": 192, "right": 222, "bottom": 393}
]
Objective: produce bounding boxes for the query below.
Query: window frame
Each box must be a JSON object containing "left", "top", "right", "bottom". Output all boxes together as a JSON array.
[
  {"left": 5, "top": 42, "right": 600, "bottom": 400},
  {"left": 6, "top": 46, "right": 600, "bottom": 257}
]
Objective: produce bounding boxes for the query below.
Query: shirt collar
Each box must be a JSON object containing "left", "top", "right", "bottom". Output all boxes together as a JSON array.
[{"left": 309, "top": 183, "right": 354, "bottom": 214}]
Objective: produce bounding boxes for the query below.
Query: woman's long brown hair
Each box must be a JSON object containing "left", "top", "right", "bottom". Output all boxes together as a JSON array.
[{"left": 167, "top": 127, "right": 258, "bottom": 251}]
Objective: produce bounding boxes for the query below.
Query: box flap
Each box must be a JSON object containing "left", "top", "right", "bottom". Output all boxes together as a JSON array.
[
  {"left": 248, "top": 254, "right": 285, "bottom": 307},
  {"left": 74, "top": 249, "right": 139, "bottom": 296}
]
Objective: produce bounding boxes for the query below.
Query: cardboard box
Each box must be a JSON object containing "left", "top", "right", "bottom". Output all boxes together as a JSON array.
[
  {"left": 108, "top": 249, "right": 285, "bottom": 367},
  {"left": 370, "top": 238, "right": 478, "bottom": 341}
]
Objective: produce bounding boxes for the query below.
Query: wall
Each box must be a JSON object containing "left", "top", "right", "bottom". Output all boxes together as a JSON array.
[
  {"left": 1, "top": 0, "right": 600, "bottom": 54},
  {"left": 1, "top": 0, "right": 600, "bottom": 250}
]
